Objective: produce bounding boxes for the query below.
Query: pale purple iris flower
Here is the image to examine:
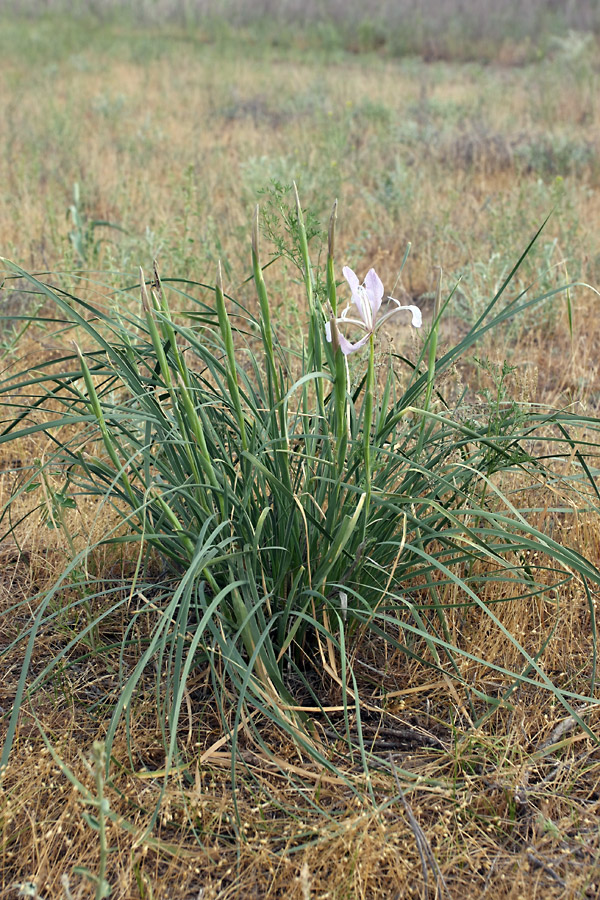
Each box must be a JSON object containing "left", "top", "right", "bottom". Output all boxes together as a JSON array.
[{"left": 325, "top": 266, "right": 422, "bottom": 356}]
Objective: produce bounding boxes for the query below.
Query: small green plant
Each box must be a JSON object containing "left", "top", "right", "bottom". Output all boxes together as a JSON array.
[
  {"left": 68, "top": 182, "right": 127, "bottom": 267},
  {"left": 258, "top": 179, "right": 324, "bottom": 274},
  {"left": 1, "top": 192, "right": 599, "bottom": 809},
  {"left": 13, "top": 738, "right": 113, "bottom": 900},
  {"left": 28, "top": 459, "right": 77, "bottom": 545},
  {"left": 71, "top": 741, "right": 112, "bottom": 899}
]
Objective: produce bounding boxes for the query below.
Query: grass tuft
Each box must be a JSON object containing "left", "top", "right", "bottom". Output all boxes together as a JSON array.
[{"left": 1, "top": 203, "right": 599, "bottom": 816}]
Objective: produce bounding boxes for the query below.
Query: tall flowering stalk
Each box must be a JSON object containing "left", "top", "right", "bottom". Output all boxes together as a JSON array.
[
  {"left": 363, "top": 331, "right": 376, "bottom": 530},
  {"left": 326, "top": 265, "right": 422, "bottom": 526},
  {"left": 326, "top": 202, "right": 350, "bottom": 476}
]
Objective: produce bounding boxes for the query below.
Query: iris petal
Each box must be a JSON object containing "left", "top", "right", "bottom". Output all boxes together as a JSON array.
[
  {"left": 364, "top": 268, "right": 384, "bottom": 318},
  {"left": 342, "top": 266, "right": 360, "bottom": 295},
  {"left": 405, "top": 305, "right": 422, "bottom": 328},
  {"left": 354, "top": 286, "right": 372, "bottom": 329},
  {"left": 378, "top": 303, "right": 423, "bottom": 329},
  {"left": 338, "top": 332, "right": 370, "bottom": 355}
]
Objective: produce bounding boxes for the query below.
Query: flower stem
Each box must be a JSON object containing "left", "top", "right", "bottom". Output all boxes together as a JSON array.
[{"left": 362, "top": 333, "right": 375, "bottom": 535}]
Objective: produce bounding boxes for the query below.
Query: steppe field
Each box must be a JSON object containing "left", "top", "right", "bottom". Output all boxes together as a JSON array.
[{"left": 1, "top": 2, "right": 600, "bottom": 898}]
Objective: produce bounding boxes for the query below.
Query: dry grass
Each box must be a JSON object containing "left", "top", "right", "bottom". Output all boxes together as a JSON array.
[
  {"left": 1, "top": 20, "right": 599, "bottom": 295},
  {"left": 1, "top": 16, "right": 600, "bottom": 900},
  {"left": 2, "top": 570, "right": 599, "bottom": 898}
]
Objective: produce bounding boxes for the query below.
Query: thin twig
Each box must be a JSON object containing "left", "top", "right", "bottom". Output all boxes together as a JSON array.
[
  {"left": 390, "top": 756, "right": 448, "bottom": 899},
  {"left": 526, "top": 853, "right": 566, "bottom": 888}
]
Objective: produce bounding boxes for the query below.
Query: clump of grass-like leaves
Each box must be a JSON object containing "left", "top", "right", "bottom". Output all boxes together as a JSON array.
[{"left": 1, "top": 191, "right": 599, "bottom": 796}]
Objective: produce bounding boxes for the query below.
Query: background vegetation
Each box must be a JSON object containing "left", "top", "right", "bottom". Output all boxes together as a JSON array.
[
  {"left": 7, "top": 0, "right": 600, "bottom": 61},
  {"left": 1, "top": 2, "right": 599, "bottom": 898}
]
